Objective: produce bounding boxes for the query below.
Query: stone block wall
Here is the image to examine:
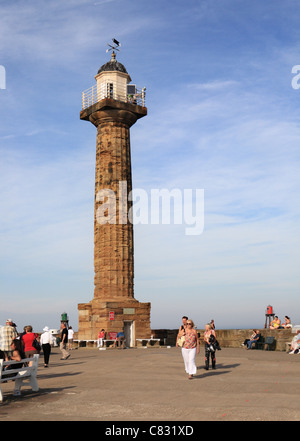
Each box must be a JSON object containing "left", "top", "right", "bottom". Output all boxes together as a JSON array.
[
  {"left": 78, "top": 298, "right": 151, "bottom": 341},
  {"left": 150, "top": 328, "right": 294, "bottom": 351},
  {"left": 73, "top": 327, "right": 294, "bottom": 351}
]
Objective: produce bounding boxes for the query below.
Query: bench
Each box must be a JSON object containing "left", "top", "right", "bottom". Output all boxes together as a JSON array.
[
  {"left": 256, "top": 336, "right": 276, "bottom": 351},
  {"left": 0, "top": 354, "right": 39, "bottom": 402},
  {"left": 74, "top": 339, "right": 97, "bottom": 348},
  {"left": 103, "top": 339, "right": 117, "bottom": 348},
  {"left": 103, "top": 332, "right": 122, "bottom": 348},
  {"left": 73, "top": 338, "right": 119, "bottom": 348},
  {"left": 253, "top": 335, "right": 265, "bottom": 350},
  {"left": 136, "top": 338, "right": 160, "bottom": 348}
]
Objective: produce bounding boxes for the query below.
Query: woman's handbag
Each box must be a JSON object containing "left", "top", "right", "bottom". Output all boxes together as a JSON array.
[
  {"left": 177, "top": 335, "right": 185, "bottom": 347},
  {"left": 32, "top": 334, "right": 41, "bottom": 353}
]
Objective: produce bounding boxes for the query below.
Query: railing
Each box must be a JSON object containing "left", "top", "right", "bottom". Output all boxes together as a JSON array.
[{"left": 82, "top": 82, "right": 146, "bottom": 110}]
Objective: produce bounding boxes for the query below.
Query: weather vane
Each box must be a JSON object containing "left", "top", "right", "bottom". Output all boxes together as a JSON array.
[{"left": 106, "top": 38, "right": 121, "bottom": 55}]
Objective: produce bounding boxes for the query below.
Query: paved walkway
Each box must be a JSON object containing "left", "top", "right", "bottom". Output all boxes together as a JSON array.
[{"left": 1, "top": 346, "right": 299, "bottom": 421}]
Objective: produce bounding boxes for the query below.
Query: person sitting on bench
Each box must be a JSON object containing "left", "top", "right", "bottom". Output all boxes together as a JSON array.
[
  {"left": 247, "top": 330, "right": 261, "bottom": 349},
  {"left": 289, "top": 330, "right": 300, "bottom": 354},
  {"left": 3, "top": 339, "right": 25, "bottom": 378},
  {"left": 113, "top": 332, "right": 125, "bottom": 348}
]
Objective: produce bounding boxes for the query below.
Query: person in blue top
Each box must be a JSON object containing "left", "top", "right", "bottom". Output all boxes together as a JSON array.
[
  {"left": 113, "top": 331, "right": 125, "bottom": 348},
  {"left": 247, "top": 330, "right": 261, "bottom": 349}
]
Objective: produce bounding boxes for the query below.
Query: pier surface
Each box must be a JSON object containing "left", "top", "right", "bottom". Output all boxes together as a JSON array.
[{"left": 1, "top": 346, "right": 299, "bottom": 421}]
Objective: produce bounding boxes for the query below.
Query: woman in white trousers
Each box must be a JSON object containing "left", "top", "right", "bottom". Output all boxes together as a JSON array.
[{"left": 178, "top": 319, "right": 199, "bottom": 379}]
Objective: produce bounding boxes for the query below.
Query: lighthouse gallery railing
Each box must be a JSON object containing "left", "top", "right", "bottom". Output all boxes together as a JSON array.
[{"left": 82, "top": 82, "right": 146, "bottom": 110}]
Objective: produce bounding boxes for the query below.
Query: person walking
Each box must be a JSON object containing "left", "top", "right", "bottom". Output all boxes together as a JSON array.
[
  {"left": 204, "top": 323, "right": 217, "bottom": 370},
  {"left": 68, "top": 326, "right": 74, "bottom": 351},
  {"left": 176, "top": 316, "right": 188, "bottom": 348},
  {"left": 179, "top": 319, "right": 199, "bottom": 379},
  {"left": 60, "top": 323, "right": 70, "bottom": 360},
  {"left": 40, "top": 326, "right": 53, "bottom": 368},
  {"left": 0, "top": 319, "right": 18, "bottom": 358},
  {"left": 21, "top": 325, "right": 40, "bottom": 366}
]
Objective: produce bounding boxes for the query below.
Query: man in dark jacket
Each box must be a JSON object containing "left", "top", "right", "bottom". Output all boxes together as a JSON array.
[{"left": 60, "top": 323, "right": 70, "bottom": 360}]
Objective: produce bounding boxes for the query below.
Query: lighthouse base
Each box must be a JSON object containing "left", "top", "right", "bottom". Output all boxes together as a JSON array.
[{"left": 78, "top": 298, "right": 151, "bottom": 346}]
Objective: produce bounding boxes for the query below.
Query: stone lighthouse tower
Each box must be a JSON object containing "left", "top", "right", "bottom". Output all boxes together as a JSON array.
[{"left": 78, "top": 42, "right": 151, "bottom": 346}]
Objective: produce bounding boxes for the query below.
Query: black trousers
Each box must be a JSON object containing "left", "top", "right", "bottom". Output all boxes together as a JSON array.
[
  {"left": 205, "top": 343, "right": 216, "bottom": 369},
  {"left": 42, "top": 343, "right": 51, "bottom": 365}
]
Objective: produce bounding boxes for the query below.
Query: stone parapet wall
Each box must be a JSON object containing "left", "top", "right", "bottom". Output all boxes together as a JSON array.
[
  {"left": 151, "top": 328, "right": 294, "bottom": 351},
  {"left": 73, "top": 328, "right": 294, "bottom": 351}
]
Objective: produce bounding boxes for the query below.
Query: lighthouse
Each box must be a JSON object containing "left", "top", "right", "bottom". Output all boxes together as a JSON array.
[{"left": 78, "top": 41, "right": 151, "bottom": 346}]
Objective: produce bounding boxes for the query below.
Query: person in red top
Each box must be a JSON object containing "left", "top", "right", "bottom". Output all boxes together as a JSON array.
[
  {"left": 97, "top": 329, "right": 106, "bottom": 348},
  {"left": 21, "top": 325, "right": 39, "bottom": 363},
  {"left": 178, "top": 319, "right": 199, "bottom": 380}
]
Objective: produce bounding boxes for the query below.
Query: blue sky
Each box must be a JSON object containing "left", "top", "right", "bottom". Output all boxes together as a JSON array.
[{"left": 0, "top": 0, "right": 300, "bottom": 332}]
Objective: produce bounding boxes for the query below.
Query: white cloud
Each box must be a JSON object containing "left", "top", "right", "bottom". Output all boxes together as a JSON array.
[
  {"left": 190, "top": 80, "right": 239, "bottom": 91},
  {"left": 0, "top": 0, "right": 162, "bottom": 69}
]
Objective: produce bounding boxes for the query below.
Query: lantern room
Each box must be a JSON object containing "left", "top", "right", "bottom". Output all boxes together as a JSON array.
[
  {"left": 82, "top": 50, "right": 146, "bottom": 110},
  {"left": 95, "top": 51, "right": 131, "bottom": 103}
]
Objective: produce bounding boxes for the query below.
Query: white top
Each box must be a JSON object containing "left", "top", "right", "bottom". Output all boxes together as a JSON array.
[
  {"left": 68, "top": 329, "right": 74, "bottom": 339},
  {"left": 40, "top": 331, "right": 53, "bottom": 345}
]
